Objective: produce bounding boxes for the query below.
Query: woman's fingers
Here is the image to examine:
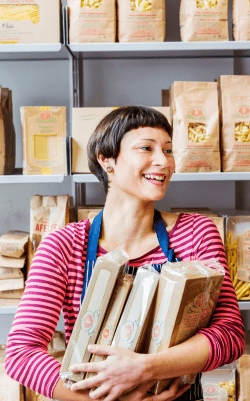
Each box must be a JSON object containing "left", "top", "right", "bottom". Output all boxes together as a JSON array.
[
  {"left": 70, "top": 373, "right": 105, "bottom": 392},
  {"left": 88, "top": 344, "right": 119, "bottom": 356}
]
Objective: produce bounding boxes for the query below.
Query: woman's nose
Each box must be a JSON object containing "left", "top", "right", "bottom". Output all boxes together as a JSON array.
[{"left": 152, "top": 150, "right": 170, "bottom": 166}]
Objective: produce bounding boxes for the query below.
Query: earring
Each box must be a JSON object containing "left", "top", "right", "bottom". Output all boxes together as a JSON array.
[{"left": 106, "top": 166, "right": 113, "bottom": 172}]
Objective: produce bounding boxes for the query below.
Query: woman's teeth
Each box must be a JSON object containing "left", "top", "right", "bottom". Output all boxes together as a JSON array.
[{"left": 144, "top": 174, "right": 165, "bottom": 182}]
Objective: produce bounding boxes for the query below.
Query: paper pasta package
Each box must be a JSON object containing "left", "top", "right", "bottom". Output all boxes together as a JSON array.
[
  {"left": 60, "top": 246, "right": 129, "bottom": 383},
  {"left": 0, "top": 230, "right": 29, "bottom": 258},
  {"left": 68, "top": 0, "right": 116, "bottom": 43},
  {"left": 233, "top": 0, "right": 250, "bottom": 41},
  {"left": 219, "top": 76, "right": 250, "bottom": 172},
  {"left": 111, "top": 266, "right": 159, "bottom": 353},
  {"left": 117, "top": 0, "right": 165, "bottom": 42},
  {"left": 171, "top": 81, "right": 221, "bottom": 173},
  {"left": 86, "top": 274, "right": 134, "bottom": 379},
  {"left": 201, "top": 362, "right": 236, "bottom": 401},
  {"left": 236, "top": 354, "right": 250, "bottom": 401},
  {"left": 21, "top": 107, "right": 67, "bottom": 175},
  {"left": 0, "top": 0, "right": 60, "bottom": 44},
  {"left": 147, "top": 259, "right": 225, "bottom": 395},
  {"left": 180, "top": 0, "right": 229, "bottom": 41}
]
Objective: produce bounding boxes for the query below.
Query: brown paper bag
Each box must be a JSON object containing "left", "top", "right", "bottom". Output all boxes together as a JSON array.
[
  {"left": 180, "top": 0, "right": 229, "bottom": 41},
  {"left": 0, "top": 230, "right": 29, "bottom": 258},
  {"left": 0, "top": 267, "right": 24, "bottom": 280},
  {"left": 233, "top": 0, "right": 250, "bottom": 41},
  {"left": 171, "top": 81, "right": 220, "bottom": 173},
  {"left": 0, "top": 86, "right": 5, "bottom": 175},
  {"left": 68, "top": 0, "right": 116, "bottom": 43},
  {"left": 0, "top": 288, "right": 24, "bottom": 298},
  {"left": 219, "top": 75, "right": 250, "bottom": 172},
  {"left": 1, "top": 88, "right": 15, "bottom": 175},
  {"left": 30, "top": 195, "right": 70, "bottom": 252},
  {"left": 118, "top": 0, "right": 165, "bottom": 42}
]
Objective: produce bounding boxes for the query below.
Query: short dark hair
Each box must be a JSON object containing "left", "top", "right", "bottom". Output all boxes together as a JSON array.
[{"left": 87, "top": 106, "right": 172, "bottom": 194}]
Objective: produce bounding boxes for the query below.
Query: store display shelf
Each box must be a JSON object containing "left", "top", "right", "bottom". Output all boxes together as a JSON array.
[
  {"left": 68, "top": 41, "right": 250, "bottom": 59},
  {"left": 0, "top": 175, "right": 65, "bottom": 184},
  {"left": 73, "top": 172, "right": 250, "bottom": 183},
  {"left": 238, "top": 301, "right": 250, "bottom": 310},
  {"left": 0, "top": 43, "right": 71, "bottom": 61}
]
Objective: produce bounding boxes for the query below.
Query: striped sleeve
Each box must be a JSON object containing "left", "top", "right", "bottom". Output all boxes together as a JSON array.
[
  {"left": 192, "top": 215, "right": 245, "bottom": 371},
  {"left": 4, "top": 224, "right": 78, "bottom": 399}
]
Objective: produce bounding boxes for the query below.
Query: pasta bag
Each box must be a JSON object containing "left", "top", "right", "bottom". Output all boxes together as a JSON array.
[
  {"left": 233, "top": 0, "right": 250, "bottom": 41},
  {"left": 219, "top": 75, "right": 250, "bottom": 172},
  {"left": 170, "top": 81, "right": 221, "bottom": 173}
]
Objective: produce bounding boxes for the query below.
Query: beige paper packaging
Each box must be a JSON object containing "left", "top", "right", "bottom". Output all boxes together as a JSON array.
[
  {"left": 86, "top": 274, "right": 134, "bottom": 379},
  {"left": 0, "top": 361, "right": 22, "bottom": 401},
  {"left": 30, "top": 195, "right": 70, "bottom": 252},
  {"left": 219, "top": 76, "right": 250, "bottom": 172},
  {"left": 0, "top": 277, "right": 24, "bottom": 291},
  {"left": 60, "top": 246, "right": 129, "bottom": 383},
  {"left": 72, "top": 107, "right": 171, "bottom": 173},
  {"left": 236, "top": 355, "right": 250, "bottom": 401},
  {"left": 0, "top": 266, "right": 24, "bottom": 280},
  {"left": 117, "top": 0, "right": 165, "bottom": 42},
  {"left": 171, "top": 81, "right": 221, "bottom": 173},
  {"left": 68, "top": 0, "right": 116, "bottom": 43},
  {"left": 0, "top": 0, "right": 60, "bottom": 44},
  {"left": 233, "top": 0, "right": 250, "bottom": 41},
  {"left": 0, "top": 288, "right": 24, "bottom": 298},
  {"left": 78, "top": 206, "right": 103, "bottom": 221},
  {"left": 111, "top": 266, "right": 159, "bottom": 353},
  {"left": 0, "top": 254, "right": 26, "bottom": 268},
  {"left": 1, "top": 88, "right": 15, "bottom": 175},
  {"left": 0, "top": 297, "right": 20, "bottom": 306},
  {"left": 201, "top": 362, "right": 236, "bottom": 401},
  {"left": 21, "top": 106, "right": 67, "bottom": 175},
  {"left": 0, "top": 230, "right": 29, "bottom": 258},
  {"left": 147, "top": 259, "right": 225, "bottom": 395},
  {"left": 0, "top": 86, "right": 5, "bottom": 175},
  {"left": 180, "top": 0, "right": 229, "bottom": 42}
]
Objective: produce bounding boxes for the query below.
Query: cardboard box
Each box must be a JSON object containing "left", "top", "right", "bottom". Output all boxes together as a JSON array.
[
  {"left": 72, "top": 107, "right": 171, "bottom": 174},
  {"left": 78, "top": 206, "right": 103, "bottom": 222},
  {"left": 0, "top": 0, "right": 60, "bottom": 44},
  {"left": 147, "top": 259, "right": 225, "bottom": 394},
  {"left": 60, "top": 247, "right": 129, "bottom": 382},
  {"left": 111, "top": 267, "right": 159, "bottom": 353},
  {"left": 21, "top": 107, "right": 67, "bottom": 175}
]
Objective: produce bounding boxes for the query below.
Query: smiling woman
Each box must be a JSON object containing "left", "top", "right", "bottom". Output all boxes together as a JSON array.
[{"left": 5, "top": 106, "right": 244, "bottom": 401}]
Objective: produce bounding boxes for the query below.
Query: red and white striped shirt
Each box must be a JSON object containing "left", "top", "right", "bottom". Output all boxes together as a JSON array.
[{"left": 5, "top": 213, "right": 245, "bottom": 399}]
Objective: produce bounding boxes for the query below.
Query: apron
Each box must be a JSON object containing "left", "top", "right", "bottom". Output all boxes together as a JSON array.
[{"left": 81, "top": 209, "right": 203, "bottom": 401}]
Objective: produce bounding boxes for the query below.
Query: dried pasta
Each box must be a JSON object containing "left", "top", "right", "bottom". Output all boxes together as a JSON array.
[
  {"left": 130, "top": 0, "right": 152, "bottom": 11},
  {"left": 219, "top": 380, "right": 235, "bottom": 400},
  {"left": 196, "top": 0, "right": 218, "bottom": 8},
  {"left": 188, "top": 123, "right": 209, "bottom": 142},
  {"left": 227, "top": 232, "right": 250, "bottom": 300},
  {"left": 81, "top": 0, "right": 102, "bottom": 9},
  {"left": 235, "top": 122, "right": 250, "bottom": 142},
  {"left": 0, "top": 4, "right": 40, "bottom": 24}
]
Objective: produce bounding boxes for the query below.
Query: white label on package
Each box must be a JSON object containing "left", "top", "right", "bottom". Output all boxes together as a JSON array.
[
  {"left": 149, "top": 280, "right": 176, "bottom": 353},
  {"left": 67, "top": 269, "right": 111, "bottom": 369}
]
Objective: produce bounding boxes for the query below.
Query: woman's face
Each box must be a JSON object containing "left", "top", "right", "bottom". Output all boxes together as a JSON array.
[{"left": 108, "top": 126, "right": 175, "bottom": 201}]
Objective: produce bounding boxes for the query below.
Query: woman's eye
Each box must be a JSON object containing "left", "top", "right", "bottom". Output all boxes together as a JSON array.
[
  {"left": 140, "top": 146, "right": 151, "bottom": 151},
  {"left": 164, "top": 149, "right": 173, "bottom": 154}
]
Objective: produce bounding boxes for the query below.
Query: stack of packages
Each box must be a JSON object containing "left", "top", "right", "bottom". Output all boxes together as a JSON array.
[
  {"left": 201, "top": 362, "right": 236, "bottom": 401},
  {"left": 163, "top": 75, "right": 250, "bottom": 174},
  {"left": 0, "top": 344, "right": 24, "bottom": 401},
  {"left": 0, "top": 86, "right": 15, "bottom": 176},
  {"left": 0, "top": 1, "right": 60, "bottom": 44},
  {"left": 67, "top": 0, "right": 165, "bottom": 43},
  {"left": 78, "top": 206, "right": 103, "bottom": 222},
  {"left": 0, "top": 231, "right": 29, "bottom": 307},
  {"left": 21, "top": 107, "right": 67, "bottom": 176},
  {"left": 226, "top": 216, "right": 250, "bottom": 301},
  {"left": 59, "top": 246, "right": 225, "bottom": 396},
  {"left": 27, "top": 195, "right": 73, "bottom": 276},
  {"left": 25, "top": 331, "right": 67, "bottom": 401},
  {"left": 71, "top": 107, "right": 170, "bottom": 174}
]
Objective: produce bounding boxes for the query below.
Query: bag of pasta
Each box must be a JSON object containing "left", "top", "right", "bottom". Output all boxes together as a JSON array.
[
  {"left": 68, "top": 0, "right": 116, "bottom": 43},
  {"left": 226, "top": 216, "right": 250, "bottom": 300},
  {"left": 219, "top": 75, "right": 250, "bottom": 172},
  {"left": 180, "top": 0, "right": 229, "bottom": 41},
  {"left": 170, "top": 81, "right": 220, "bottom": 173},
  {"left": 233, "top": 0, "right": 250, "bottom": 41},
  {"left": 117, "top": 0, "right": 165, "bottom": 42}
]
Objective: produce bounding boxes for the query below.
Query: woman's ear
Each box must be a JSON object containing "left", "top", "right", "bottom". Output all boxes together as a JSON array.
[{"left": 97, "top": 154, "right": 115, "bottom": 173}]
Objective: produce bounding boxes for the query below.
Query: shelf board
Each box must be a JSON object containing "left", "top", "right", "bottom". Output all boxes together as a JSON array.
[
  {"left": 73, "top": 172, "right": 250, "bottom": 183},
  {"left": 238, "top": 301, "right": 250, "bottom": 310},
  {"left": 68, "top": 41, "right": 250, "bottom": 59},
  {"left": 0, "top": 175, "right": 65, "bottom": 184},
  {"left": 0, "top": 43, "right": 71, "bottom": 61},
  {"left": 0, "top": 306, "right": 18, "bottom": 314}
]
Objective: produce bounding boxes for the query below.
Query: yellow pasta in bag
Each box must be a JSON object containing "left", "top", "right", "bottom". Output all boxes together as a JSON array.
[{"left": 0, "top": 4, "right": 40, "bottom": 24}]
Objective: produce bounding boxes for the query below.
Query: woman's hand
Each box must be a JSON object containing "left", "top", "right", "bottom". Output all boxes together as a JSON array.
[
  {"left": 70, "top": 344, "right": 149, "bottom": 401},
  {"left": 119, "top": 378, "right": 191, "bottom": 401}
]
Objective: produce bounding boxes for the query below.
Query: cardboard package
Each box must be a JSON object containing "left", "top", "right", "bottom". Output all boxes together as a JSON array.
[
  {"left": 0, "top": 266, "right": 24, "bottom": 280},
  {"left": 78, "top": 206, "right": 103, "bottom": 221},
  {"left": 147, "top": 259, "right": 225, "bottom": 394},
  {"left": 0, "top": 230, "right": 29, "bottom": 258},
  {"left": 72, "top": 107, "right": 171, "bottom": 174},
  {"left": 60, "top": 247, "right": 129, "bottom": 382},
  {"left": 0, "top": 277, "right": 24, "bottom": 291},
  {"left": 0, "top": 288, "right": 24, "bottom": 298},
  {"left": 201, "top": 362, "right": 236, "bottom": 401},
  {"left": 233, "top": 0, "right": 250, "bottom": 41},
  {"left": 1, "top": 87, "right": 16, "bottom": 175},
  {"left": 111, "top": 266, "right": 159, "bottom": 353},
  {"left": 0, "top": 0, "right": 60, "bottom": 44},
  {"left": 237, "top": 354, "right": 250, "bottom": 401},
  {"left": 0, "top": 345, "right": 24, "bottom": 401},
  {"left": 21, "top": 107, "right": 67, "bottom": 175},
  {"left": 0, "top": 254, "right": 26, "bottom": 269}
]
